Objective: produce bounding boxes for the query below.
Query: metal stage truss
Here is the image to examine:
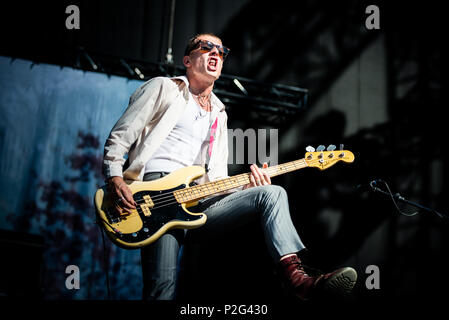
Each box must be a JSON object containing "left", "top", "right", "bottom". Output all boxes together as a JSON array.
[{"left": 5, "top": 47, "right": 308, "bottom": 125}]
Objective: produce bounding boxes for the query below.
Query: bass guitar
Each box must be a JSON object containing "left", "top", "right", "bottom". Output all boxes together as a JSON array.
[{"left": 94, "top": 145, "right": 354, "bottom": 249}]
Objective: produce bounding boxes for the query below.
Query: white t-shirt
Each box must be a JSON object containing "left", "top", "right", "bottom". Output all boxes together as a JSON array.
[{"left": 144, "top": 93, "right": 212, "bottom": 174}]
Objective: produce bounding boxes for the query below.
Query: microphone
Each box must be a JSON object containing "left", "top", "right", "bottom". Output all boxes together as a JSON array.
[
  {"left": 369, "top": 179, "right": 383, "bottom": 192},
  {"left": 357, "top": 179, "right": 448, "bottom": 219},
  {"left": 369, "top": 180, "right": 403, "bottom": 199},
  {"left": 354, "top": 179, "right": 382, "bottom": 192}
]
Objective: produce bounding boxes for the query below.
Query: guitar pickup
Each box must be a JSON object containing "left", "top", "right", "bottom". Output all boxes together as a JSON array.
[{"left": 140, "top": 195, "right": 154, "bottom": 217}]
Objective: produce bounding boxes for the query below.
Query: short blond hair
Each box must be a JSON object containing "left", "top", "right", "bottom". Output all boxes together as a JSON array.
[{"left": 184, "top": 33, "right": 222, "bottom": 56}]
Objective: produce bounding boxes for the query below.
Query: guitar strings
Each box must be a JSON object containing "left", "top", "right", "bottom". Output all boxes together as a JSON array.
[
  {"left": 130, "top": 159, "right": 314, "bottom": 209},
  {"left": 141, "top": 165, "right": 289, "bottom": 211},
  {"left": 125, "top": 158, "right": 327, "bottom": 210},
  {"left": 146, "top": 159, "right": 307, "bottom": 203},
  {"left": 137, "top": 172, "right": 251, "bottom": 203},
  {"left": 130, "top": 174, "right": 252, "bottom": 211},
  {"left": 132, "top": 160, "right": 306, "bottom": 206},
  {"left": 132, "top": 173, "right": 252, "bottom": 207}
]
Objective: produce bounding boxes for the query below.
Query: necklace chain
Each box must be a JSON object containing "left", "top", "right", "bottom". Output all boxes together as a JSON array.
[{"left": 191, "top": 91, "right": 212, "bottom": 112}]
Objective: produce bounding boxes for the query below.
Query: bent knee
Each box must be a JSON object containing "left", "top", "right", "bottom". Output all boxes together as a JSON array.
[
  {"left": 262, "top": 184, "right": 287, "bottom": 196},
  {"left": 257, "top": 184, "right": 288, "bottom": 204}
]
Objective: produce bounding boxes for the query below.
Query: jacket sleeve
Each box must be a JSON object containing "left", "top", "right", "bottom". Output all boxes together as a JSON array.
[{"left": 102, "top": 77, "right": 166, "bottom": 180}]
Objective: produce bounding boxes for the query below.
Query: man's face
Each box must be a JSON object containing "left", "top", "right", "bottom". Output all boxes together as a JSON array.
[{"left": 185, "top": 35, "right": 225, "bottom": 82}]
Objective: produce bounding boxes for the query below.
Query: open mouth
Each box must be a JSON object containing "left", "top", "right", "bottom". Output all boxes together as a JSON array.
[{"left": 208, "top": 57, "right": 218, "bottom": 71}]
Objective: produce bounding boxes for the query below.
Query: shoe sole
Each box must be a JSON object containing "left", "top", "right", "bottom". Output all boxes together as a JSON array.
[{"left": 322, "top": 267, "right": 357, "bottom": 297}]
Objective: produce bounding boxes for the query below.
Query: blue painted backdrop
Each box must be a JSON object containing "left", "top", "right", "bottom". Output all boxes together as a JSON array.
[{"left": 0, "top": 56, "right": 145, "bottom": 299}]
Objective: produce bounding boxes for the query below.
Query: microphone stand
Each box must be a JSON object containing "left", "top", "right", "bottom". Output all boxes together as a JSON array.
[{"left": 369, "top": 180, "right": 448, "bottom": 219}]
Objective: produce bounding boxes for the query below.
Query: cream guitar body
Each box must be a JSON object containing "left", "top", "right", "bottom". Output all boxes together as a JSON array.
[{"left": 95, "top": 166, "right": 207, "bottom": 249}]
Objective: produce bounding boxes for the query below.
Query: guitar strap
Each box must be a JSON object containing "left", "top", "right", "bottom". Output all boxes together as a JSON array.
[{"left": 205, "top": 116, "right": 218, "bottom": 173}]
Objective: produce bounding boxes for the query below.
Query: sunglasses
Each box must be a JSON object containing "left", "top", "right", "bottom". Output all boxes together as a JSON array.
[{"left": 191, "top": 40, "right": 230, "bottom": 60}]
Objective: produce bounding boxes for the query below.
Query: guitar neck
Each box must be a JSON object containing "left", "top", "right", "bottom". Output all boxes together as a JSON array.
[{"left": 174, "top": 159, "right": 308, "bottom": 203}]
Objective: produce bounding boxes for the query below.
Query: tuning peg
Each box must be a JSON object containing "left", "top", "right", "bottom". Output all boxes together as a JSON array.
[
  {"left": 327, "top": 144, "right": 336, "bottom": 151},
  {"left": 339, "top": 144, "right": 344, "bottom": 150},
  {"left": 306, "top": 146, "right": 315, "bottom": 152},
  {"left": 316, "top": 145, "right": 325, "bottom": 152}
]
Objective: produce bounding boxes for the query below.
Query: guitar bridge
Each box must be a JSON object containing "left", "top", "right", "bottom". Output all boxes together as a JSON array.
[{"left": 105, "top": 208, "right": 122, "bottom": 224}]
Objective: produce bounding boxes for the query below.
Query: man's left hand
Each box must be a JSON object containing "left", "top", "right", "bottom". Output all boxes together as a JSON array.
[{"left": 243, "top": 162, "right": 271, "bottom": 189}]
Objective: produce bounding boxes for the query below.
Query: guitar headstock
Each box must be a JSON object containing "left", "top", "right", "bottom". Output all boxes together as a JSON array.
[{"left": 304, "top": 144, "right": 354, "bottom": 170}]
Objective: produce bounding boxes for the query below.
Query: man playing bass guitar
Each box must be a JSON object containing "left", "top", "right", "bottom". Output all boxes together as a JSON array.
[{"left": 102, "top": 33, "right": 357, "bottom": 301}]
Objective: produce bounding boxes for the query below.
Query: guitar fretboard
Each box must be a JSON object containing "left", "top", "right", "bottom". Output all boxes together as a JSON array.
[{"left": 174, "top": 159, "right": 308, "bottom": 203}]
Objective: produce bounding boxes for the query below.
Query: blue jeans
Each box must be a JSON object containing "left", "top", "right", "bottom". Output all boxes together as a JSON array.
[{"left": 140, "top": 172, "right": 306, "bottom": 300}]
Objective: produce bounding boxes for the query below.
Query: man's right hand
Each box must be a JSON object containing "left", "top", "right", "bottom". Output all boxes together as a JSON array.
[{"left": 108, "top": 176, "right": 137, "bottom": 214}]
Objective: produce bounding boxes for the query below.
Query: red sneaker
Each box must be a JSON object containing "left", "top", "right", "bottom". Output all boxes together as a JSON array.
[{"left": 280, "top": 255, "right": 357, "bottom": 300}]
